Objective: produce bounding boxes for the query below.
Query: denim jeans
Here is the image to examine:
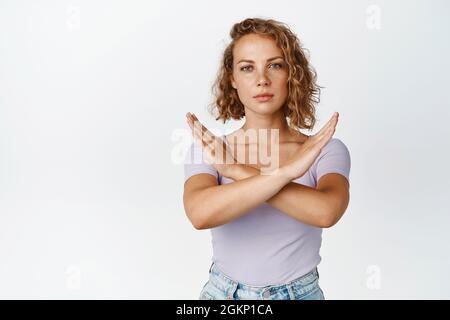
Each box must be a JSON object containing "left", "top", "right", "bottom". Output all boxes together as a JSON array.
[{"left": 199, "top": 262, "right": 325, "bottom": 300}]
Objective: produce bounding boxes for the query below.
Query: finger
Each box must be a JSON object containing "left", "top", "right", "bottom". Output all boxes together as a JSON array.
[
  {"left": 202, "top": 141, "right": 219, "bottom": 165},
  {"left": 186, "top": 116, "right": 194, "bottom": 133},
  {"left": 311, "top": 119, "right": 332, "bottom": 139},
  {"left": 190, "top": 113, "right": 216, "bottom": 142},
  {"left": 188, "top": 114, "right": 205, "bottom": 139},
  {"left": 192, "top": 121, "right": 215, "bottom": 153},
  {"left": 313, "top": 112, "right": 339, "bottom": 141},
  {"left": 321, "top": 126, "right": 336, "bottom": 148},
  {"left": 317, "top": 117, "right": 338, "bottom": 143},
  {"left": 314, "top": 116, "right": 338, "bottom": 149},
  {"left": 196, "top": 130, "right": 224, "bottom": 165},
  {"left": 186, "top": 113, "right": 196, "bottom": 136},
  {"left": 314, "top": 112, "right": 338, "bottom": 138},
  {"left": 192, "top": 120, "right": 205, "bottom": 144},
  {"left": 189, "top": 114, "right": 232, "bottom": 164}
]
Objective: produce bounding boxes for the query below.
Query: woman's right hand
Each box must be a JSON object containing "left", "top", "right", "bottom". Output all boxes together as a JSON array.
[
  {"left": 280, "top": 112, "right": 339, "bottom": 181},
  {"left": 185, "top": 112, "right": 238, "bottom": 178}
]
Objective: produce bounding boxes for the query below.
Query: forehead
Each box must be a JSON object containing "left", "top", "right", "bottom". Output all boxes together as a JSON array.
[{"left": 233, "top": 34, "right": 283, "bottom": 60}]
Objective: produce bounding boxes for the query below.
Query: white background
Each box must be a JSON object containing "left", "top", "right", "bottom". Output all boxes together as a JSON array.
[{"left": 1, "top": 0, "right": 449, "bottom": 299}]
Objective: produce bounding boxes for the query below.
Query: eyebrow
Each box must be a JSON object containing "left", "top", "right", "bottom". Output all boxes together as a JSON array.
[{"left": 237, "top": 56, "right": 284, "bottom": 64}]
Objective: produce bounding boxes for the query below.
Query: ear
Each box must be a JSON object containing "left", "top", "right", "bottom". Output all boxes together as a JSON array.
[{"left": 230, "top": 74, "right": 237, "bottom": 90}]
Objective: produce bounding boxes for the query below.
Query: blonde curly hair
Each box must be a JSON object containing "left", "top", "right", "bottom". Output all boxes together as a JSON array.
[{"left": 208, "top": 17, "right": 322, "bottom": 132}]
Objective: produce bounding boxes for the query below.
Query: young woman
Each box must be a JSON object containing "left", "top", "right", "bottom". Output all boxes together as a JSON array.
[{"left": 183, "top": 17, "right": 351, "bottom": 300}]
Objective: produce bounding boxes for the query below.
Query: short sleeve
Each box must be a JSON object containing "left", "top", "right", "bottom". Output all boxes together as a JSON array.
[
  {"left": 184, "top": 138, "right": 219, "bottom": 183},
  {"left": 313, "top": 138, "right": 351, "bottom": 185}
]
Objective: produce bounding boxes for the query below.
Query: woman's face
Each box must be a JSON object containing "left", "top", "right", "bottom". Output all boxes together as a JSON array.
[{"left": 230, "top": 33, "right": 289, "bottom": 116}]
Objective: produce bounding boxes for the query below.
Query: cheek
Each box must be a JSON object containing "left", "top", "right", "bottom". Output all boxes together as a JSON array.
[
  {"left": 235, "top": 81, "right": 253, "bottom": 96},
  {"left": 273, "top": 78, "right": 289, "bottom": 93},
  {"left": 273, "top": 71, "right": 289, "bottom": 82}
]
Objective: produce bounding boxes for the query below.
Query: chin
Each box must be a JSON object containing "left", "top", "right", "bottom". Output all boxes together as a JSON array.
[{"left": 251, "top": 102, "right": 283, "bottom": 114}]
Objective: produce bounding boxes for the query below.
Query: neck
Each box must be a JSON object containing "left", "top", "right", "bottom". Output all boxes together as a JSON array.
[{"left": 240, "top": 110, "right": 294, "bottom": 144}]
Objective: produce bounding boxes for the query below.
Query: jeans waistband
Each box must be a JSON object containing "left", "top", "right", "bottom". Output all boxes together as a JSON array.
[{"left": 208, "top": 261, "right": 319, "bottom": 292}]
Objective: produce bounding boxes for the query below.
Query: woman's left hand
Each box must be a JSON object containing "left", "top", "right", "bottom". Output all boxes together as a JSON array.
[{"left": 185, "top": 112, "right": 238, "bottom": 178}]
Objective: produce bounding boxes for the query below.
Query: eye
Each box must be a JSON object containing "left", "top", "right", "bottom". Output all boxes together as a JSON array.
[
  {"left": 270, "top": 63, "right": 283, "bottom": 69},
  {"left": 240, "top": 63, "right": 283, "bottom": 72}
]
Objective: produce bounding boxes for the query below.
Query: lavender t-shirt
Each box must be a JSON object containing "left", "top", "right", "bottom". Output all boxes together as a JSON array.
[{"left": 184, "top": 134, "right": 351, "bottom": 286}]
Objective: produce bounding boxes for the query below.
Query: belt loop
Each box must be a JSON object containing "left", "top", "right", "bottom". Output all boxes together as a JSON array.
[
  {"left": 287, "top": 284, "right": 296, "bottom": 300},
  {"left": 208, "top": 261, "right": 214, "bottom": 274},
  {"left": 226, "top": 281, "right": 238, "bottom": 300}
]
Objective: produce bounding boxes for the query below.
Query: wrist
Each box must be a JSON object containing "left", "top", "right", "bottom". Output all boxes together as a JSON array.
[
  {"left": 219, "top": 163, "right": 240, "bottom": 180},
  {"left": 227, "top": 163, "right": 247, "bottom": 180},
  {"left": 226, "top": 163, "right": 259, "bottom": 180},
  {"left": 264, "top": 165, "right": 294, "bottom": 182}
]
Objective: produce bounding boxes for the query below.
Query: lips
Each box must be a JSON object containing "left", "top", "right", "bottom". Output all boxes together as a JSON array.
[
  {"left": 254, "top": 94, "right": 274, "bottom": 102},
  {"left": 254, "top": 93, "right": 274, "bottom": 98}
]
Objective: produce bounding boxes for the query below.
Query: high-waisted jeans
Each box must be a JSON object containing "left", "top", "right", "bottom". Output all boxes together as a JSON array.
[{"left": 199, "top": 262, "right": 325, "bottom": 300}]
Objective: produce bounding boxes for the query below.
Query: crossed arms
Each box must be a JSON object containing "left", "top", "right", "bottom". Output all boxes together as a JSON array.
[{"left": 183, "top": 162, "right": 349, "bottom": 230}]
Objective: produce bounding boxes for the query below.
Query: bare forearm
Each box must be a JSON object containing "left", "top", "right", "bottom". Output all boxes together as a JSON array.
[
  {"left": 193, "top": 169, "right": 292, "bottom": 229},
  {"left": 229, "top": 164, "right": 330, "bottom": 227}
]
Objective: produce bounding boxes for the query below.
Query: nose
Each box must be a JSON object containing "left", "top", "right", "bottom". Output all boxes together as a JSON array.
[
  {"left": 257, "top": 73, "right": 270, "bottom": 87},
  {"left": 258, "top": 78, "right": 269, "bottom": 87}
]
